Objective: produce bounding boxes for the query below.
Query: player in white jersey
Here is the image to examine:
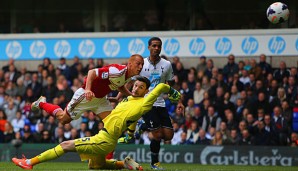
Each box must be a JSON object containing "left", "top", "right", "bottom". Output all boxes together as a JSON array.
[{"left": 123, "top": 37, "right": 183, "bottom": 170}]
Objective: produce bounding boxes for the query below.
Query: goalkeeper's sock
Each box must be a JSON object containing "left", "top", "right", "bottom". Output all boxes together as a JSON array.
[
  {"left": 27, "top": 144, "right": 65, "bottom": 165},
  {"left": 150, "top": 139, "right": 161, "bottom": 164},
  {"left": 39, "top": 102, "right": 62, "bottom": 116}
]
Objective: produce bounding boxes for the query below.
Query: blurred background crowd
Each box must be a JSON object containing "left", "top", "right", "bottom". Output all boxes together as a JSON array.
[
  {"left": 1, "top": 54, "right": 298, "bottom": 147},
  {"left": 0, "top": 0, "right": 297, "bottom": 34}
]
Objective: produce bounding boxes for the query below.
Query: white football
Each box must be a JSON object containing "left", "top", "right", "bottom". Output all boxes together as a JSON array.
[{"left": 267, "top": 2, "right": 290, "bottom": 24}]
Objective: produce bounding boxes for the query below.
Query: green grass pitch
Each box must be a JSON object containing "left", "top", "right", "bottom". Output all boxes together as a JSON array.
[{"left": 2, "top": 162, "right": 298, "bottom": 171}]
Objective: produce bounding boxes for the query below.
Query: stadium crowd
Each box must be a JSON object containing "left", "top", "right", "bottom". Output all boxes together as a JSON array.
[{"left": 0, "top": 54, "right": 298, "bottom": 147}]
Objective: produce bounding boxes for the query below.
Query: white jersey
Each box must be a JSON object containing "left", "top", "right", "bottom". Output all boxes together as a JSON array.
[{"left": 140, "top": 57, "right": 174, "bottom": 107}]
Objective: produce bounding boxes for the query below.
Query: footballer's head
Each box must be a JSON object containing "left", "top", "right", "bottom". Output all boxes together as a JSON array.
[
  {"left": 132, "top": 76, "right": 150, "bottom": 97},
  {"left": 127, "top": 54, "right": 144, "bottom": 77}
]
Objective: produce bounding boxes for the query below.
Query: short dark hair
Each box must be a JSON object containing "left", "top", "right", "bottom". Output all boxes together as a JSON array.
[
  {"left": 135, "top": 76, "right": 151, "bottom": 89},
  {"left": 148, "top": 37, "right": 162, "bottom": 46}
]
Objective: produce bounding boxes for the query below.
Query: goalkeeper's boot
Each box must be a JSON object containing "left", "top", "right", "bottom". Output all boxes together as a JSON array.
[
  {"left": 134, "top": 119, "right": 145, "bottom": 139},
  {"left": 150, "top": 162, "right": 164, "bottom": 170},
  {"left": 12, "top": 155, "right": 33, "bottom": 170},
  {"left": 31, "top": 96, "right": 46, "bottom": 111},
  {"left": 118, "top": 134, "right": 133, "bottom": 144},
  {"left": 124, "top": 156, "right": 143, "bottom": 170}
]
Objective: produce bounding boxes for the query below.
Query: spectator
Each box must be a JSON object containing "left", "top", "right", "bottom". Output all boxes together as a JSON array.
[
  {"left": 2, "top": 59, "right": 15, "bottom": 73},
  {"left": 69, "top": 128, "right": 79, "bottom": 140},
  {"left": 202, "top": 105, "right": 221, "bottom": 132},
  {"left": 57, "top": 57, "right": 71, "bottom": 81},
  {"left": 249, "top": 59, "right": 262, "bottom": 80},
  {"left": 290, "top": 132, "right": 298, "bottom": 147},
  {"left": 26, "top": 73, "right": 42, "bottom": 100},
  {"left": 171, "top": 122, "right": 184, "bottom": 145},
  {"left": 273, "top": 61, "right": 290, "bottom": 83},
  {"left": 204, "top": 59, "right": 214, "bottom": 79},
  {"left": 230, "top": 85, "right": 241, "bottom": 105},
  {"left": 272, "top": 106, "right": 289, "bottom": 145},
  {"left": 77, "top": 122, "right": 88, "bottom": 138},
  {"left": 186, "top": 121, "right": 199, "bottom": 144},
  {"left": 270, "top": 87, "right": 287, "bottom": 108},
  {"left": 192, "top": 106, "right": 204, "bottom": 128},
  {"left": 193, "top": 82, "right": 205, "bottom": 105},
  {"left": 171, "top": 56, "right": 180, "bottom": 74},
  {"left": 178, "top": 132, "right": 192, "bottom": 145},
  {"left": 185, "top": 99, "right": 195, "bottom": 117},
  {"left": 172, "top": 106, "right": 186, "bottom": 127},
  {"left": 15, "top": 79, "right": 26, "bottom": 97},
  {"left": 87, "top": 112, "right": 99, "bottom": 135},
  {"left": 40, "top": 130, "right": 53, "bottom": 143},
  {"left": 258, "top": 54, "right": 272, "bottom": 76},
  {"left": 55, "top": 127, "right": 67, "bottom": 143},
  {"left": 196, "top": 128, "right": 211, "bottom": 145},
  {"left": 21, "top": 125, "right": 34, "bottom": 143},
  {"left": 211, "top": 131, "right": 223, "bottom": 145},
  {"left": 3, "top": 100, "right": 18, "bottom": 122},
  {"left": 253, "top": 120, "right": 270, "bottom": 145},
  {"left": 63, "top": 123, "right": 72, "bottom": 140},
  {"left": 196, "top": 56, "right": 207, "bottom": 72},
  {"left": 238, "top": 129, "right": 254, "bottom": 145},
  {"left": 225, "top": 128, "right": 240, "bottom": 145},
  {"left": 3, "top": 121, "right": 14, "bottom": 143},
  {"left": 219, "top": 121, "right": 230, "bottom": 142},
  {"left": 223, "top": 54, "right": 238, "bottom": 80},
  {"left": 11, "top": 110, "right": 25, "bottom": 132}
]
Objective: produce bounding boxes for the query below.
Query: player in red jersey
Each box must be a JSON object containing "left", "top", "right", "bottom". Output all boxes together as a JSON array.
[{"left": 31, "top": 54, "right": 144, "bottom": 125}]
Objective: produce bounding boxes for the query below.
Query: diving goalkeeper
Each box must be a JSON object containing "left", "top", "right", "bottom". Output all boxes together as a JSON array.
[{"left": 12, "top": 76, "right": 181, "bottom": 170}]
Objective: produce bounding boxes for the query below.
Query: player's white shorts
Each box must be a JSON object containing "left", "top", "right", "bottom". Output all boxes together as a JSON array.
[{"left": 66, "top": 88, "right": 113, "bottom": 120}]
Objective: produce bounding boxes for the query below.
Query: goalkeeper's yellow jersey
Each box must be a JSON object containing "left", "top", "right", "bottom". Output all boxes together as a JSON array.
[{"left": 101, "top": 83, "right": 170, "bottom": 142}]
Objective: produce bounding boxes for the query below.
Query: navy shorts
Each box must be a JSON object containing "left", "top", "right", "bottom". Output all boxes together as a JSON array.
[{"left": 142, "top": 106, "right": 173, "bottom": 130}]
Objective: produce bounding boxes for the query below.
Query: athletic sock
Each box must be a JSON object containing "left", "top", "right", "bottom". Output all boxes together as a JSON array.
[
  {"left": 28, "top": 144, "right": 65, "bottom": 165},
  {"left": 150, "top": 139, "right": 161, "bottom": 164},
  {"left": 39, "top": 102, "right": 62, "bottom": 116}
]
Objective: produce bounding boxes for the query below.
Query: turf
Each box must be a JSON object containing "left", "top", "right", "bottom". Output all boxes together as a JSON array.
[{"left": 2, "top": 162, "right": 298, "bottom": 171}]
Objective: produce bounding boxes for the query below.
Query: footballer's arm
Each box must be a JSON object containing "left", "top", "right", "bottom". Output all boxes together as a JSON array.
[{"left": 85, "top": 69, "right": 97, "bottom": 100}]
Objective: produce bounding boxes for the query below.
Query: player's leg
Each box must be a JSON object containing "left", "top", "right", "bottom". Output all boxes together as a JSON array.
[
  {"left": 93, "top": 98, "right": 114, "bottom": 159},
  {"left": 12, "top": 140, "right": 75, "bottom": 169},
  {"left": 150, "top": 107, "right": 173, "bottom": 170},
  {"left": 142, "top": 107, "right": 163, "bottom": 170}
]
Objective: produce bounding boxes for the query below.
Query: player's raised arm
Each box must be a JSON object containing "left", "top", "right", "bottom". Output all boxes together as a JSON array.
[{"left": 141, "top": 83, "right": 180, "bottom": 114}]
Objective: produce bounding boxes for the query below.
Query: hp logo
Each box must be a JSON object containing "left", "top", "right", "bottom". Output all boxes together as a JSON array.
[
  {"left": 164, "top": 38, "right": 180, "bottom": 56},
  {"left": 296, "top": 38, "right": 298, "bottom": 51},
  {"left": 30, "top": 40, "right": 46, "bottom": 58},
  {"left": 215, "top": 37, "right": 232, "bottom": 55},
  {"left": 54, "top": 40, "right": 71, "bottom": 57},
  {"left": 268, "top": 36, "right": 286, "bottom": 54},
  {"left": 79, "top": 39, "right": 95, "bottom": 58},
  {"left": 189, "top": 38, "right": 206, "bottom": 55},
  {"left": 242, "top": 36, "right": 259, "bottom": 55},
  {"left": 103, "top": 39, "right": 120, "bottom": 57},
  {"left": 128, "top": 38, "right": 145, "bottom": 55},
  {"left": 6, "top": 41, "right": 22, "bottom": 59}
]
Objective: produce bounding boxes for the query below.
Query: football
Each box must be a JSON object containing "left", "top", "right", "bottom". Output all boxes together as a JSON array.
[{"left": 266, "top": 2, "right": 290, "bottom": 24}]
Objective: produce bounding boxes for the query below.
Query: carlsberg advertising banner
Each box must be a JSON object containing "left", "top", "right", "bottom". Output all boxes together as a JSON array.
[
  {"left": 1, "top": 144, "right": 298, "bottom": 166},
  {"left": 114, "top": 145, "right": 298, "bottom": 166}
]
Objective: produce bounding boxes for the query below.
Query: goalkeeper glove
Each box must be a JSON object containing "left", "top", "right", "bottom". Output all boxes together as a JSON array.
[
  {"left": 118, "top": 134, "right": 133, "bottom": 144},
  {"left": 168, "top": 87, "right": 181, "bottom": 103}
]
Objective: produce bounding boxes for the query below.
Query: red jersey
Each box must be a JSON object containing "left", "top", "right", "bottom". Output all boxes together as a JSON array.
[{"left": 82, "top": 64, "right": 131, "bottom": 98}]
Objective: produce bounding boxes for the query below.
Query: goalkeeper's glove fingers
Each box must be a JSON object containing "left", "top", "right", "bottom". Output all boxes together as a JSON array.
[
  {"left": 168, "top": 87, "right": 181, "bottom": 103},
  {"left": 117, "top": 134, "right": 133, "bottom": 144}
]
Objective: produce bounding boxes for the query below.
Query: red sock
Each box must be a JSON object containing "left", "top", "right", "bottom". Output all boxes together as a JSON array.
[
  {"left": 39, "top": 102, "right": 62, "bottom": 116},
  {"left": 105, "top": 151, "right": 114, "bottom": 159}
]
